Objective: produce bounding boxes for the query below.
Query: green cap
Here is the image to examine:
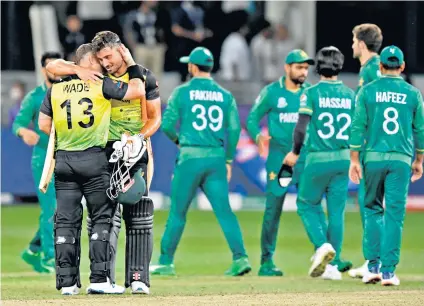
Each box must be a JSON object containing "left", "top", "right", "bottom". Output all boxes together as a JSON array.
[
  {"left": 179, "top": 47, "right": 214, "bottom": 67},
  {"left": 117, "top": 169, "right": 146, "bottom": 206},
  {"left": 380, "top": 45, "right": 404, "bottom": 68},
  {"left": 285, "top": 49, "right": 315, "bottom": 65}
]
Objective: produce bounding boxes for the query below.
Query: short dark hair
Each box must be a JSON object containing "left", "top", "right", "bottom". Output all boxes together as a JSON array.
[
  {"left": 352, "top": 24, "right": 383, "bottom": 53},
  {"left": 75, "top": 43, "right": 94, "bottom": 64},
  {"left": 382, "top": 63, "right": 402, "bottom": 70},
  {"left": 91, "top": 31, "right": 122, "bottom": 52},
  {"left": 41, "top": 52, "right": 62, "bottom": 67},
  {"left": 316, "top": 46, "right": 344, "bottom": 77},
  {"left": 195, "top": 64, "right": 213, "bottom": 73}
]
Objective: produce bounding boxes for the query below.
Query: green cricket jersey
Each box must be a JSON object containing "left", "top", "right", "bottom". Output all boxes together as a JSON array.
[
  {"left": 12, "top": 83, "right": 50, "bottom": 151},
  {"left": 299, "top": 80, "right": 355, "bottom": 153},
  {"left": 350, "top": 75, "right": 424, "bottom": 162},
  {"left": 356, "top": 55, "right": 381, "bottom": 93},
  {"left": 246, "top": 77, "right": 310, "bottom": 151},
  {"left": 162, "top": 77, "right": 241, "bottom": 164}
]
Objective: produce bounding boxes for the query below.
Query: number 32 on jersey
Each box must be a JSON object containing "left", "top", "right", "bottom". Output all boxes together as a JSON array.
[{"left": 318, "top": 112, "right": 351, "bottom": 140}]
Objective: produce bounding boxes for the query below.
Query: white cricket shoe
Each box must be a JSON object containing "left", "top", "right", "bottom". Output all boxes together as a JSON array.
[
  {"left": 348, "top": 260, "right": 369, "bottom": 278},
  {"left": 61, "top": 284, "right": 79, "bottom": 295},
  {"left": 86, "top": 277, "right": 125, "bottom": 294},
  {"left": 381, "top": 273, "right": 400, "bottom": 286},
  {"left": 321, "top": 264, "right": 342, "bottom": 280},
  {"left": 362, "top": 266, "right": 381, "bottom": 284},
  {"left": 131, "top": 281, "right": 150, "bottom": 294},
  {"left": 309, "top": 243, "right": 336, "bottom": 278}
]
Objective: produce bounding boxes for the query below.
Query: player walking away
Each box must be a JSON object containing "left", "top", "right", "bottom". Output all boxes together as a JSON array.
[
  {"left": 349, "top": 23, "right": 383, "bottom": 278},
  {"left": 284, "top": 47, "right": 355, "bottom": 280},
  {"left": 38, "top": 44, "right": 146, "bottom": 295},
  {"left": 150, "top": 47, "right": 252, "bottom": 276},
  {"left": 47, "top": 32, "right": 162, "bottom": 294},
  {"left": 349, "top": 46, "right": 424, "bottom": 286},
  {"left": 13, "top": 52, "right": 62, "bottom": 274},
  {"left": 246, "top": 49, "right": 313, "bottom": 276}
]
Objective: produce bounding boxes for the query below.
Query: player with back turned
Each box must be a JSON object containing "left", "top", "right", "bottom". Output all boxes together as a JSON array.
[
  {"left": 349, "top": 46, "right": 424, "bottom": 286},
  {"left": 150, "top": 47, "right": 251, "bottom": 276},
  {"left": 284, "top": 47, "right": 355, "bottom": 280},
  {"left": 246, "top": 49, "right": 314, "bottom": 276},
  {"left": 349, "top": 23, "right": 383, "bottom": 278},
  {"left": 38, "top": 44, "right": 146, "bottom": 295},
  {"left": 47, "top": 31, "right": 162, "bottom": 294}
]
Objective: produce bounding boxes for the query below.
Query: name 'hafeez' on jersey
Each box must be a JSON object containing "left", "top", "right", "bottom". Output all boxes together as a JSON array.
[
  {"left": 40, "top": 76, "right": 131, "bottom": 151},
  {"left": 350, "top": 75, "right": 424, "bottom": 158},
  {"left": 299, "top": 80, "right": 356, "bottom": 152},
  {"left": 162, "top": 77, "right": 240, "bottom": 161}
]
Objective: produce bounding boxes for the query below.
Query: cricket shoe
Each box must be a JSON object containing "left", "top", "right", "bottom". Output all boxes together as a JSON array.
[
  {"left": 224, "top": 257, "right": 252, "bottom": 276},
  {"left": 362, "top": 266, "right": 381, "bottom": 284},
  {"left": 86, "top": 277, "right": 125, "bottom": 294},
  {"left": 381, "top": 272, "right": 400, "bottom": 286},
  {"left": 61, "top": 284, "right": 79, "bottom": 295},
  {"left": 21, "top": 249, "right": 44, "bottom": 273},
  {"left": 348, "top": 260, "right": 369, "bottom": 278},
  {"left": 258, "top": 260, "right": 284, "bottom": 276},
  {"left": 131, "top": 281, "right": 150, "bottom": 294},
  {"left": 150, "top": 264, "right": 176, "bottom": 276},
  {"left": 309, "top": 243, "right": 336, "bottom": 278},
  {"left": 332, "top": 259, "right": 353, "bottom": 273},
  {"left": 321, "top": 264, "right": 342, "bottom": 280},
  {"left": 40, "top": 257, "right": 55, "bottom": 274}
]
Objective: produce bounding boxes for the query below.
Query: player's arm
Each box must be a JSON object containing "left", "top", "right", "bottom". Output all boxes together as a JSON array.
[
  {"left": 411, "top": 91, "right": 424, "bottom": 182},
  {"left": 102, "top": 66, "right": 146, "bottom": 101},
  {"left": 38, "top": 88, "right": 53, "bottom": 135},
  {"left": 46, "top": 59, "right": 103, "bottom": 82},
  {"left": 139, "top": 70, "right": 161, "bottom": 138},
  {"left": 161, "top": 88, "right": 180, "bottom": 145},
  {"left": 226, "top": 97, "right": 242, "bottom": 165},
  {"left": 12, "top": 90, "right": 39, "bottom": 146}
]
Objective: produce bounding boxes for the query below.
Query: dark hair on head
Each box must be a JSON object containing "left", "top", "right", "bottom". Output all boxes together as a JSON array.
[
  {"left": 352, "top": 23, "right": 383, "bottom": 53},
  {"left": 75, "top": 43, "right": 94, "bottom": 64},
  {"left": 382, "top": 63, "right": 402, "bottom": 70},
  {"left": 316, "top": 46, "right": 344, "bottom": 77},
  {"left": 91, "top": 31, "right": 122, "bottom": 52},
  {"left": 41, "top": 52, "right": 62, "bottom": 67},
  {"left": 195, "top": 64, "right": 213, "bottom": 73}
]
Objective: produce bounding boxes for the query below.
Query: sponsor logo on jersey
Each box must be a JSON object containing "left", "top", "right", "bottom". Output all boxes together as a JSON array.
[
  {"left": 277, "top": 97, "right": 288, "bottom": 108},
  {"left": 300, "top": 94, "right": 307, "bottom": 107}
]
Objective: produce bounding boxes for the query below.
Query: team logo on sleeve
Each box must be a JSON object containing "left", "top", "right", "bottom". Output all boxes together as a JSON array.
[
  {"left": 255, "top": 95, "right": 261, "bottom": 104},
  {"left": 359, "top": 78, "right": 364, "bottom": 86},
  {"left": 277, "top": 97, "right": 288, "bottom": 108},
  {"left": 300, "top": 94, "right": 307, "bottom": 107}
]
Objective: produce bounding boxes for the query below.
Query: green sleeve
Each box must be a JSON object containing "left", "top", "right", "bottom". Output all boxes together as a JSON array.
[
  {"left": 298, "top": 89, "right": 313, "bottom": 116},
  {"left": 12, "top": 91, "right": 35, "bottom": 136},
  {"left": 226, "top": 97, "right": 241, "bottom": 164},
  {"left": 349, "top": 88, "right": 367, "bottom": 151},
  {"left": 246, "top": 88, "right": 271, "bottom": 142},
  {"left": 161, "top": 88, "right": 180, "bottom": 143},
  {"left": 413, "top": 91, "right": 424, "bottom": 153}
]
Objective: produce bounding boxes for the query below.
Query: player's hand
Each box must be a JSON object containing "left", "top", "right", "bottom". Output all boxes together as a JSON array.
[
  {"left": 283, "top": 152, "right": 298, "bottom": 167},
  {"left": 118, "top": 44, "right": 136, "bottom": 66},
  {"left": 193, "top": 31, "right": 205, "bottom": 42},
  {"left": 349, "top": 161, "right": 362, "bottom": 184},
  {"left": 20, "top": 128, "right": 40, "bottom": 146},
  {"left": 411, "top": 160, "right": 423, "bottom": 182},
  {"left": 75, "top": 66, "right": 103, "bottom": 83},
  {"left": 226, "top": 164, "right": 232, "bottom": 182},
  {"left": 257, "top": 134, "right": 271, "bottom": 158}
]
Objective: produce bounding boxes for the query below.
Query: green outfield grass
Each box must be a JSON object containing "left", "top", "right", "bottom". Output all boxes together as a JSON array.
[{"left": 1, "top": 205, "right": 424, "bottom": 305}]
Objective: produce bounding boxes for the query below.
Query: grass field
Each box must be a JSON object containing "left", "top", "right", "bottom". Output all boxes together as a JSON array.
[{"left": 2, "top": 205, "right": 424, "bottom": 305}]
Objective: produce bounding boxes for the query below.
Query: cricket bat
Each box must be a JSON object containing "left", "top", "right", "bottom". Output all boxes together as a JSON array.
[{"left": 39, "top": 122, "right": 56, "bottom": 193}]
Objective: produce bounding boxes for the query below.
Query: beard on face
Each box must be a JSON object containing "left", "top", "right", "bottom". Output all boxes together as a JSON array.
[{"left": 289, "top": 72, "right": 306, "bottom": 85}]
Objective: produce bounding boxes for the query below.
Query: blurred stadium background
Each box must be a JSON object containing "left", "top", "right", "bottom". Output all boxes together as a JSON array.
[
  {"left": 2, "top": 0, "right": 424, "bottom": 211},
  {"left": 2, "top": 1, "right": 424, "bottom": 302}
]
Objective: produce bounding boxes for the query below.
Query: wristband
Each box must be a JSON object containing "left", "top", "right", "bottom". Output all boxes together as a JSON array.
[{"left": 127, "top": 65, "right": 144, "bottom": 80}]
